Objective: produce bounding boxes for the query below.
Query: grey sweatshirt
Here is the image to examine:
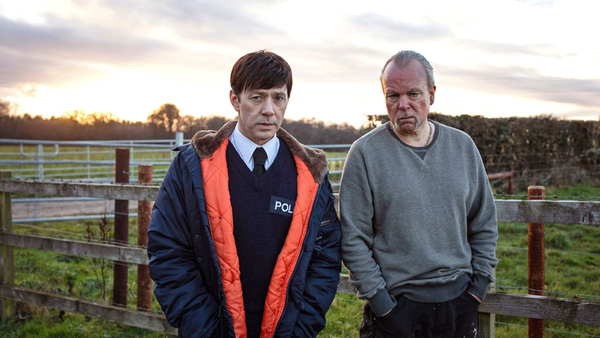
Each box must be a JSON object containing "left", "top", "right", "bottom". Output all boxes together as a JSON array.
[{"left": 340, "top": 121, "right": 498, "bottom": 317}]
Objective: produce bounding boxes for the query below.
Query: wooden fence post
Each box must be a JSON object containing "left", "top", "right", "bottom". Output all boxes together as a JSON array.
[
  {"left": 528, "top": 185, "right": 546, "bottom": 338},
  {"left": 113, "top": 148, "right": 129, "bottom": 308},
  {"left": 0, "top": 172, "right": 15, "bottom": 320},
  {"left": 137, "top": 165, "right": 152, "bottom": 312},
  {"left": 479, "top": 269, "right": 496, "bottom": 338}
]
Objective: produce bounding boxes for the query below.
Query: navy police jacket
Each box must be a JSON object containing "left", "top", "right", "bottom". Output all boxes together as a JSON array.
[{"left": 148, "top": 121, "right": 342, "bottom": 338}]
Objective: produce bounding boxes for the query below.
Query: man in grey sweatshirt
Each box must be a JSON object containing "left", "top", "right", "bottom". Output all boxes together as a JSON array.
[{"left": 340, "top": 50, "right": 498, "bottom": 338}]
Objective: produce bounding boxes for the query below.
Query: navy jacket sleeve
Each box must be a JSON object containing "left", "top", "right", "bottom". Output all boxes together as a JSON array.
[
  {"left": 292, "top": 177, "right": 342, "bottom": 337},
  {"left": 147, "top": 154, "right": 220, "bottom": 337}
]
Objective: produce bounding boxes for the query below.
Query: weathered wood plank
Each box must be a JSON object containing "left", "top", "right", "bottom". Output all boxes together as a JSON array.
[
  {"left": 0, "top": 172, "right": 15, "bottom": 320},
  {"left": 0, "top": 285, "right": 177, "bottom": 335},
  {"left": 496, "top": 199, "right": 600, "bottom": 225},
  {"left": 336, "top": 199, "right": 600, "bottom": 225},
  {"left": 1, "top": 271, "right": 599, "bottom": 329},
  {"left": 336, "top": 276, "right": 600, "bottom": 326},
  {"left": 478, "top": 313, "right": 495, "bottom": 338},
  {"left": 481, "top": 292, "right": 600, "bottom": 326},
  {"left": 336, "top": 274, "right": 356, "bottom": 296},
  {"left": 2, "top": 180, "right": 600, "bottom": 226},
  {"left": 0, "top": 232, "right": 148, "bottom": 265},
  {"left": 0, "top": 179, "right": 159, "bottom": 201}
]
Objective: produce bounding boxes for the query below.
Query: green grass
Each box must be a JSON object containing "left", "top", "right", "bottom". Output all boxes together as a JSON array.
[
  {"left": 11, "top": 218, "right": 163, "bottom": 312},
  {"left": 1, "top": 217, "right": 168, "bottom": 337},
  {"left": 2, "top": 176, "right": 599, "bottom": 337},
  {"left": 0, "top": 310, "right": 168, "bottom": 338},
  {"left": 321, "top": 183, "right": 600, "bottom": 337}
]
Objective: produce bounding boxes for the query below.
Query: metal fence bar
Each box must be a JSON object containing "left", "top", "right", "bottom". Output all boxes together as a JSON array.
[
  {"left": 0, "top": 139, "right": 177, "bottom": 148},
  {"left": 0, "top": 160, "right": 173, "bottom": 165},
  {"left": 1, "top": 139, "right": 348, "bottom": 191}
]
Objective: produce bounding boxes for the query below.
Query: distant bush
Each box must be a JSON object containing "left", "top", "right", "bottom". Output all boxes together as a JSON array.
[
  {"left": 367, "top": 113, "right": 600, "bottom": 191},
  {"left": 3, "top": 105, "right": 599, "bottom": 191}
]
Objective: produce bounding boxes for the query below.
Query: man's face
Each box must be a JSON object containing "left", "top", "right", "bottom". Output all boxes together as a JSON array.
[
  {"left": 230, "top": 86, "right": 288, "bottom": 145},
  {"left": 382, "top": 59, "right": 436, "bottom": 137}
]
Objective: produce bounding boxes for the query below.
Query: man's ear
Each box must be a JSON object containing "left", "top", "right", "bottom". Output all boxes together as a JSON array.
[
  {"left": 429, "top": 85, "right": 436, "bottom": 105},
  {"left": 230, "top": 90, "right": 240, "bottom": 112}
]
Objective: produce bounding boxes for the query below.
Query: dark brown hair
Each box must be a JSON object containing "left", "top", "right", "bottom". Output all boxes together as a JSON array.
[{"left": 230, "top": 50, "right": 293, "bottom": 97}]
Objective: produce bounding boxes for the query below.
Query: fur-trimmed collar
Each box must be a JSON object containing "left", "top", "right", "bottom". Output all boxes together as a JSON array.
[{"left": 190, "top": 120, "right": 329, "bottom": 184}]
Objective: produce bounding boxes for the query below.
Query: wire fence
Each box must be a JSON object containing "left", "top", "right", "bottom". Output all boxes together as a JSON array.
[
  {"left": 490, "top": 285, "right": 600, "bottom": 302},
  {"left": 3, "top": 137, "right": 600, "bottom": 336},
  {"left": 495, "top": 193, "right": 600, "bottom": 200},
  {"left": 10, "top": 220, "right": 600, "bottom": 304},
  {"left": 495, "top": 322, "right": 600, "bottom": 337},
  {"left": 6, "top": 211, "right": 600, "bottom": 335},
  {"left": 498, "top": 245, "right": 600, "bottom": 257}
]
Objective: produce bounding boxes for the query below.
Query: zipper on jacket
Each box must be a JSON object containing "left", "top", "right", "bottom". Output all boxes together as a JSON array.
[{"left": 271, "top": 183, "right": 324, "bottom": 337}]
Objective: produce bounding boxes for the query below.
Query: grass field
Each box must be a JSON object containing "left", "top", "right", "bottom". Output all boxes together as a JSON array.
[
  {"left": 0, "top": 144, "right": 174, "bottom": 183},
  {"left": 1, "top": 147, "right": 599, "bottom": 336},
  {"left": 0, "top": 145, "right": 347, "bottom": 186}
]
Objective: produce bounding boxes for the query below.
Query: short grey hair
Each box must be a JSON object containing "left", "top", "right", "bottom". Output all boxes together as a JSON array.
[{"left": 380, "top": 50, "right": 435, "bottom": 89}]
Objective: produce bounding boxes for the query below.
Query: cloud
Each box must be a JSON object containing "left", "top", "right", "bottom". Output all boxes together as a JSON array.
[
  {"left": 0, "top": 45, "right": 107, "bottom": 91},
  {"left": 0, "top": 15, "right": 172, "bottom": 64},
  {"left": 0, "top": 0, "right": 289, "bottom": 95},
  {"left": 460, "top": 40, "right": 564, "bottom": 59},
  {"left": 438, "top": 64, "right": 600, "bottom": 108},
  {"left": 0, "top": 14, "right": 179, "bottom": 94},
  {"left": 20, "top": 83, "right": 38, "bottom": 97},
  {"left": 99, "top": 0, "right": 283, "bottom": 44},
  {"left": 282, "top": 43, "right": 388, "bottom": 83},
  {"left": 350, "top": 13, "right": 451, "bottom": 41},
  {"left": 552, "top": 108, "right": 600, "bottom": 119},
  {"left": 515, "top": 0, "right": 560, "bottom": 8}
]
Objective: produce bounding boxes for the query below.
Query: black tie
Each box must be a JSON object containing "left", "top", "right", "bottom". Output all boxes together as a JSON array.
[{"left": 252, "top": 147, "right": 267, "bottom": 178}]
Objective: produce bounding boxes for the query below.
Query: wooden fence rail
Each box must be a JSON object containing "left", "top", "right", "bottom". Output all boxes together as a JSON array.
[
  {"left": 0, "top": 284, "right": 177, "bottom": 335},
  {"left": 0, "top": 231, "right": 148, "bottom": 265},
  {"left": 3, "top": 178, "right": 600, "bottom": 226},
  {"left": 1, "top": 178, "right": 600, "bottom": 337}
]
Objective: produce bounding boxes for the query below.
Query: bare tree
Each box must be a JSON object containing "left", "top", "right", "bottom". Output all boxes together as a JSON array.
[
  {"left": 147, "top": 103, "right": 180, "bottom": 133},
  {"left": 0, "top": 99, "right": 12, "bottom": 119},
  {"left": 176, "top": 114, "right": 197, "bottom": 134}
]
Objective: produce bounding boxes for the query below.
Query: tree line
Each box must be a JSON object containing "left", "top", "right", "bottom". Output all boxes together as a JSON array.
[
  {"left": 0, "top": 101, "right": 368, "bottom": 145},
  {"left": 2, "top": 99, "right": 599, "bottom": 189}
]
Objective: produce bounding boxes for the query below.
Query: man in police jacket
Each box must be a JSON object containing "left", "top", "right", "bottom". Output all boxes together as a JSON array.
[{"left": 148, "top": 50, "right": 342, "bottom": 338}]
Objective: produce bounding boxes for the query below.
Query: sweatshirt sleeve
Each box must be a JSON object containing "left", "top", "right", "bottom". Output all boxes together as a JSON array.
[
  {"left": 465, "top": 142, "right": 499, "bottom": 300},
  {"left": 339, "top": 141, "right": 396, "bottom": 317}
]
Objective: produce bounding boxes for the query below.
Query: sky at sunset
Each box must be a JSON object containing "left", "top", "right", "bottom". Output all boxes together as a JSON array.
[{"left": 1, "top": 0, "right": 599, "bottom": 128}]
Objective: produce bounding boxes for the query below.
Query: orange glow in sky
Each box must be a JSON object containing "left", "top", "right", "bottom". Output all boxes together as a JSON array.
[{"left": 1, "top": 0, "right": 599, "bottom": 128}]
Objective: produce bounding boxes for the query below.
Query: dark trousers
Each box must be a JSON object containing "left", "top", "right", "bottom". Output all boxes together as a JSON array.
[{"left": 360, "top": 291, "right": 480, "bottom": 338}]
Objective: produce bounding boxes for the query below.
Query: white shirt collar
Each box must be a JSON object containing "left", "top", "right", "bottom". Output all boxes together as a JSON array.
[{"left": 229, "top": 123, "right": 280, "bottom": 171}]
